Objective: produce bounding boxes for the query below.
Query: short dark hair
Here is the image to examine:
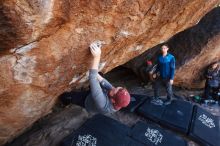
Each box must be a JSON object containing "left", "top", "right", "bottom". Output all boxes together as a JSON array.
[{"left": 161, "top": 44, "right": 169, "bottom": 48}]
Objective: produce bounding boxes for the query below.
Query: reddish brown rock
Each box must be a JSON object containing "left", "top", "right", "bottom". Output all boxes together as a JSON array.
[
  {"left": 170, "top": 7, "right": 220, "bottom": 88},
  {"left": 0, "top": 0, "right": 219, "bottom": 144},
  {"left": 126, "top": 7, "right": 220, "bottom": 89}
]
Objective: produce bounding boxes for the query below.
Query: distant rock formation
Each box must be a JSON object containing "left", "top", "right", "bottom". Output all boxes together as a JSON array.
[{"left": 126, "top": 7, "right": 220, "bottom": 89}]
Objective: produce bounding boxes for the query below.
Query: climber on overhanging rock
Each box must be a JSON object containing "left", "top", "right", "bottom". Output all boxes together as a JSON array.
[
  {"left": 60, "top": 41, "right": 131, "bottom": 115},
  {"left": 152, "top": 44, "right": 176, "bottom": 105},
  {"left": 203, "top": 61, "right": 220, "bottom": 102}
]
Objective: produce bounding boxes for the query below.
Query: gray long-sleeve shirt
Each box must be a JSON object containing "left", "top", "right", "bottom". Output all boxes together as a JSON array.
[{"left": 85, "top": 69, "right": 117, "bottom": 114}]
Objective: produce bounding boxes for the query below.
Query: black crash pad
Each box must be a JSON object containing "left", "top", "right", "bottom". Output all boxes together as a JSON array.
[
  {"left": 125, "top": 138, "right": 148, "bottom": 146},
  {"left": 189, "top": 106, "right": 220, "bottom": 146},
  {"left": 61, "top": 114, "right": 131, "bottom": 146},
  {"left": 137, "top": 98, "right": 166, "bottom": 122},
  {"left": 160, "top": 100, "right": 194, "bottom": 134},
  {"left": 82, "top": 114, "right": 130, "bottom": 136},
  {"left": 130, "top": 121, "right": 187, "bottom": 146},
  {"left": 123, "top": 94, "right": 149, "bottom": 112}
]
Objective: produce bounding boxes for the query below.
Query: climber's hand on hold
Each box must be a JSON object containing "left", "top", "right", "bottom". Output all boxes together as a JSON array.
[
  {"left": 90, "top": 41, "right": 102, "bottom": 58},
  {"left": 90, "top": 41, "right": 104, "bottom": 70}
]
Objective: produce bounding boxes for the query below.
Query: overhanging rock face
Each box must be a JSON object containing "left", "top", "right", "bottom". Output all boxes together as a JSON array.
[
  {"left": 0, "top": 0, "right": 219, "bottom": 144},
  {"left": 170, "top": 7, "right": 220, "bottom": 88},
  {"left": 125, "top": 7, "right": 220, "bottom": 89}
]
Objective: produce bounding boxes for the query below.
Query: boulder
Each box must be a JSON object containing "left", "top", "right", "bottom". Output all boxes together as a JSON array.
[
  {"left": 0, "top": 0, "right": 219, "bottom": 144},
  {"left": 126, "top": 7, "right": 220, "bottom": 89}
]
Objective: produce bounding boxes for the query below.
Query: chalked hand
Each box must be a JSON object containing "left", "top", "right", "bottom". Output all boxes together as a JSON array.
[{"left": 90, "top": 40, "right": 106, "bottom": 57}]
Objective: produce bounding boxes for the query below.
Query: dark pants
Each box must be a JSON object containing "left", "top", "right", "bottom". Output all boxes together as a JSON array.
[
  {"left": 153, "top": 78, "right": 173, "bottom": 100},
  {"left": 204, "top": 82, "right": 219, "bottom": 100},
  {"left": 59, "top": 91, "right": 89, "bottom": 107},
  {"left": 139, "top": 66, "right": 152, "bottom": 84}
]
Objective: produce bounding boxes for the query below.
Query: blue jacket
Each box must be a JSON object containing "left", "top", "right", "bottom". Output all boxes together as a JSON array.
[{"left": 156, "top": 53, "right": 176, "bottom": 80}]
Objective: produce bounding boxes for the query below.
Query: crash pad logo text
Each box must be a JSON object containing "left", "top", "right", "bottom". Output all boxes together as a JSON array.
[
  {"left": 145, "top": 127, "right": 163, "bottom": 145},
  {"left": 74, "top": 134, "right": 97, "bottom": 146},
  {"left": 198, "top": 114, "right": 215, "bottom": 128}
]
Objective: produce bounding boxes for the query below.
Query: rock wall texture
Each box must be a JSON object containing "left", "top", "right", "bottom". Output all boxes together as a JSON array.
[
  {"left": 126, "top": 7, "right": 220, "bottom": 89},
  {"left": 0, "top": 0, "right": 219, "bottom": 144},
  {"left": 170, "top": 7, "right": 220, "bottom": 88}
]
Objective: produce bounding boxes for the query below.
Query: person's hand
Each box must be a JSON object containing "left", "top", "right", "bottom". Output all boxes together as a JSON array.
[
  {"left": 90, "top": 41, "right": 102, "bottom": 58},
  {"left": 152, "top": 73, "right": 157, "bottom": 79},
  {"left": 89, "top": 41, "right": 104, "bottom": 70},
  {"left": 170, "top": 80, "right": 174, "bottom": 85}
]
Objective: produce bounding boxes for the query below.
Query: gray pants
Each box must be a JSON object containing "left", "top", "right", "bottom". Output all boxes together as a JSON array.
[{"left": 153, "top": 78, "right": 173, "bottom": 100}]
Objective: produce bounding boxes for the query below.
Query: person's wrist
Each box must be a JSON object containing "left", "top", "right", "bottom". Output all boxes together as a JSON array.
[
  {"left": 91, "top": 56, "right": 101, "bottom": 70},
  {"left": 94, "top": 55, "right": 101, "bottom": 59}
]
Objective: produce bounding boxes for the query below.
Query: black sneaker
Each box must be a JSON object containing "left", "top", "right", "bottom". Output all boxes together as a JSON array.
[
  {"left": 164, "top": 99, "right": 173, "bottom": 105},
  {"left": 151, "top": 98, "right": 164, "bottom": 105}
]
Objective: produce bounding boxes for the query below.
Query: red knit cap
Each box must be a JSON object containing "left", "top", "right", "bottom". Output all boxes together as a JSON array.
[
  {"left": 113, "top": 88, "right": 131, "bottom": 110},
  {"left": 146, "top": 60, "right": 152, "bottom": 65}
]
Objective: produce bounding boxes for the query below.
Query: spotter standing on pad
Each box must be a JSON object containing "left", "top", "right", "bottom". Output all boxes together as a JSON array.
[
  {"left": 152, "top": 44, "right": 176, "bottom": 105},
  {"left": 60, "top": 41, "right": 131, "bottom": 115}
]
